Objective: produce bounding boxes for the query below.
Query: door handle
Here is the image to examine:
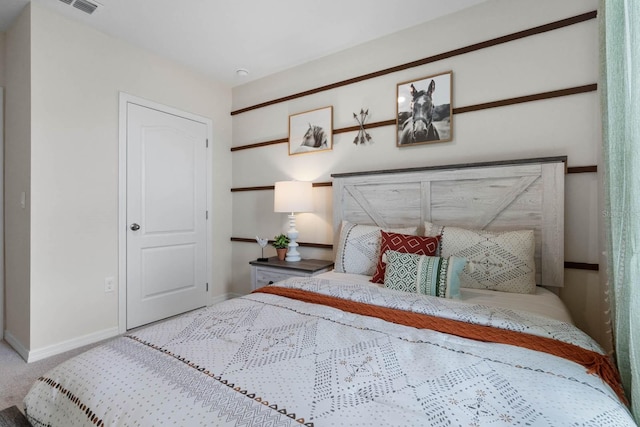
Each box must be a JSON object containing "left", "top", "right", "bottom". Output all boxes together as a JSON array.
[{"left": 130, "top": 223, "right": 140, "bottom": 231}]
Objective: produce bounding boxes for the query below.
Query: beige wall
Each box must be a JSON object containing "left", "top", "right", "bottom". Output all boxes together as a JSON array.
[
  {"left": 231, "top": 0, "right": 607, "bottom": 347},
  {"left": 5, "top": 3, "right": 233, "bottom": 358}
]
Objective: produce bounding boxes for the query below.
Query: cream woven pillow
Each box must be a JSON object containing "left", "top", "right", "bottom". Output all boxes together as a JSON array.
[
  {"left": 424, "top": 222, "right": 536, "bottom": 294},
  {"left": 334, "top": 221, "right": 418, "bottom": 276}
]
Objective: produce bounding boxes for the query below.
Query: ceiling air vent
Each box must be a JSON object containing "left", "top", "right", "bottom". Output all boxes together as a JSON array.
[
  {"left": 58, "top": 0, "right": 101, "bottom": 15},
  {"left": 72, "top": 0, "right": 99, "bottom": 14}
]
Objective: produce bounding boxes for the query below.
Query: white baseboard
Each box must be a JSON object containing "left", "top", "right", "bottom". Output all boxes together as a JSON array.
[
  {"left": 6, "top": 295, "right": 245, "bottom": 362},
  {"left": 6, "top": 296, "right": 246, "bottom": 363},
  {"left": 25, "top": 327, "right": 120, "bottom": 363}
]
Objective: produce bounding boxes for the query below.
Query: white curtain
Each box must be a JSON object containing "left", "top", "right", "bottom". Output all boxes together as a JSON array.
[{"left": 600, "top": 0, "right": 639, "bottom": 420}]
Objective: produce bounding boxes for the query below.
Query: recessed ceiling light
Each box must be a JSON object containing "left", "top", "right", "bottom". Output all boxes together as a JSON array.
[{"left": 236, "top": 68, "right": 249, "bottom": 77}]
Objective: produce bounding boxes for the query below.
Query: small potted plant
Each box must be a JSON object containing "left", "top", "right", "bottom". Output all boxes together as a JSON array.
[{"left": 273, "top": 234, "right": 290, "bottom": 261}]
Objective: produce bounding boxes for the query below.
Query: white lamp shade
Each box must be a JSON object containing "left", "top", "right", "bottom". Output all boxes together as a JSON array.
[{"left": 274, "top": 181, "right": 313, "bottom": 213}]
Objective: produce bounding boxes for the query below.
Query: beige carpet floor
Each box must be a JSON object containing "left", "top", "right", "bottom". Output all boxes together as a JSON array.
[{"left": 0, "top": 339, "right": 107, "bottom": 413}]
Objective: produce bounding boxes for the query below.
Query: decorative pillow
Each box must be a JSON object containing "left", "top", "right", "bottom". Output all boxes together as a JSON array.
[
  {"left": 370, "top": 231, "right": 440, "bottom": 284},
  {"left": 334, "top": 221, "right": 418, "bottom": 275},
  {"left": 383, "top": 250, "right": 466, "bottom": 299},
  {"left": 424, "top": 221, "right": 536, "bottom": 294}
]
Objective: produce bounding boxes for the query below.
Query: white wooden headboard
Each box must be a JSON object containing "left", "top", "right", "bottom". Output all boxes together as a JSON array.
[{"left": 331, "top": 156, "right": 566, "bottom": 288}]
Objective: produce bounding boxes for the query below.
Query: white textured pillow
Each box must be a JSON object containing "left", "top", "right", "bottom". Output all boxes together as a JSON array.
[
  {"left": 334, "top": 221, "right": 418, "bottom": 275},
  {"left": 424, "top": 221, "right": 536, "bottom": 294}
]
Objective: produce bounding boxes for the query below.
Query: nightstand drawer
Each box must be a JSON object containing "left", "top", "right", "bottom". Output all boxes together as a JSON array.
[
  {"left": 249, "top": 257, "right": 334, "bottom": 290},
  {"left": 254, "top": 267, "right": 302, "bottom": 288}
]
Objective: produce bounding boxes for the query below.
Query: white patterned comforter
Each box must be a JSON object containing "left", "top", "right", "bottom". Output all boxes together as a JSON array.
[{"left": 24, "top": 277, "right": 635, "bottom": 426}]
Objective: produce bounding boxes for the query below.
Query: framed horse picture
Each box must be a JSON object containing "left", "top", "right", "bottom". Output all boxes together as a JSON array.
[
  {"left": 396, "top": 71, "right": 453, "bottom": 147},
  {"left": 288, "top": 106, "right": 333, "bottom": 155}
]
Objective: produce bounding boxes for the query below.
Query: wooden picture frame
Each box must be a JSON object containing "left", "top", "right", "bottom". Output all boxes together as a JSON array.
[
  {"left": 288, "top": 106, "right": 333, "bottom": 155},
  {"left": 396, "top": 71, "right": 452, "bottom": 147}
]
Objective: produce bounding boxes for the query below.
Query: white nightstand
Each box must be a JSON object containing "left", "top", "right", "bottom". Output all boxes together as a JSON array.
[{"left": 249, "top": 257, "right": 335, "bottom": 290}]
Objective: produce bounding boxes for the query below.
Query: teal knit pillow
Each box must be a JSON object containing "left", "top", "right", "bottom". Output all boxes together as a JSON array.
[{"left": 383, "top": 250, "right": 466, "bottom": 298}]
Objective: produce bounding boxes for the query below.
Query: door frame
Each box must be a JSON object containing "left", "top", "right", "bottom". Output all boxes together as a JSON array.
[
  {"left": 118, "top": 92, "right": 213, "bottom": 334},
  {"left": 0, "top": 88, "right": 4, "bottom": 340}
]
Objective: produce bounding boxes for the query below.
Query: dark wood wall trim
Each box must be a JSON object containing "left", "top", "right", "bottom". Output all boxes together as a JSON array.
[
  {"left": 230, "top": 185, "right": 275, "bottom": 192},
  {"left": 231, "top": 84, "right": 596, "bottom": 152},
  {"left": 231, "top": 237, "right": 600, "bottom": 271},
  {"left": 333, "top": 120, "right": 397, "bottom": 135},
  {"left": 565, "top": 262, "right": 599, "bottom": 271},
  {"left": 231, "top": 182, "right": 332, "bottom": 192},
  {"left": 231, "top": 120, "right": 396, "bottom": 152},
  {"left": 230, "top": 138, "right": 288, "bottom": 152},
  {"left": 567, "top": 165, "right": 597, "bottom": 174},
  {"left": 231, "top": 237, "right": 333, "bottom": 249},
  {"left": 230, "top": 11, "right": 596, "bottom": 116},
  {"left": 452, "top": 84, "right": 596, "bottom": 115}
]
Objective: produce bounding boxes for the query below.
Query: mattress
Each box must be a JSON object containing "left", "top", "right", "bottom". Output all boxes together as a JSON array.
[{"left": 23, "top": 276, "right": 633, "bottom": 426}]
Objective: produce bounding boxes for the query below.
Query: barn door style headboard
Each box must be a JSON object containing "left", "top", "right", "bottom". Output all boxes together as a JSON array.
[{"left": 331, "top": 156, "right": 566, "bottom": 288}]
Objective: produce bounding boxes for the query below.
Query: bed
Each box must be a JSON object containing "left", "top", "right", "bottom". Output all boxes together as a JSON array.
[{"left": 23, "top": 157, "right": 636, "bottom": 426}]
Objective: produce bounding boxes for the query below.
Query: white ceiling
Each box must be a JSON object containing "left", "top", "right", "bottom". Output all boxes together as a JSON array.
[{"left": 0, "top": 0, "right": 489, "bottom": 87}]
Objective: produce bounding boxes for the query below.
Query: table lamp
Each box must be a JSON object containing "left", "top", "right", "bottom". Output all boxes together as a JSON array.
[{"left": 274, "top": 181, "right": 313, "bottom": 262}]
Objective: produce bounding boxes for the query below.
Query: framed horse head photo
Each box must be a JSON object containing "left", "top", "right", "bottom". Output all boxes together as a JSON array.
[
  {"left": 288, "top": 106, "right": 333, "bottom": 155},
  {"left": 396, "top": 71, "right": 452, "bottom": 147}
]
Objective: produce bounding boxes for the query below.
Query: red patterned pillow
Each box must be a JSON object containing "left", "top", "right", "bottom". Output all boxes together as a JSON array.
[{"left": 370, "top": 231, "right": 440, "bottom": 284}]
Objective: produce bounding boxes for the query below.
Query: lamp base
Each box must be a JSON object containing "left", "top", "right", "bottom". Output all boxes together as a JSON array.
[
  {"left": 257, "top": 257, "right": 269, "bottom": 262},
  {"left": 285, "top": 252, "right": 301, "bottom": 262},
  {"left": 285, "top": 213, "right": 301, "bottom": 262}
]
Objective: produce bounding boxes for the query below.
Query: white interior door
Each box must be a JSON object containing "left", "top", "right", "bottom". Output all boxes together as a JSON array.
[{"left": 126, "top": 102, "right": 208, "bottom": 329}]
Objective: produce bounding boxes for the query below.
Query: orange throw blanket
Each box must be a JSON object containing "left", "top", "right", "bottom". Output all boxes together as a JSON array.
[{"left": 254, "top": 285, "right": 627, "bottom": 404}]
